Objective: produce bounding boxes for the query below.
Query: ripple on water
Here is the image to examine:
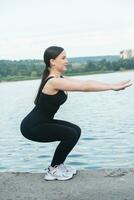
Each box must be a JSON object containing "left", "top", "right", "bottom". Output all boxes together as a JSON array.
[
  {"left": 69, "top": 154, "right": 83, "bottom": 158},
  {"left": 68, "top": 161, "right": 87, "bottom": 166},
  {"left": 37, "top": 155, "right": 50, "bottom": 158},
  {"left": 82, "top": 137, "right": 96, "bottom": 140}
]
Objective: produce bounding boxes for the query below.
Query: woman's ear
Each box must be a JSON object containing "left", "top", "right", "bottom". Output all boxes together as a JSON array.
[{"left": 50, "top": 58, "right": 55, "bottom": 67}]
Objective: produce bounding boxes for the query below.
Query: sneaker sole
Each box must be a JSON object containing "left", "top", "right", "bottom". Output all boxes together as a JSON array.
[
  {"left": 68, "top": 170, "right": 77, "bottom": 175},
  {"left": 44, "top": 174, "right": 73, "bottom": 181},
  {"left": 44, "top": 169, "right": 77, "bottom": 176}
]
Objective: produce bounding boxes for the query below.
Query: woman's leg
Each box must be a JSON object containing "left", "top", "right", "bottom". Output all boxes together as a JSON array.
[
  {"left": 29, "top": 121, "right": 81, "bottom": 166},
  {"left": 50, "top": 119, "right": 81, "bottom": 166}
]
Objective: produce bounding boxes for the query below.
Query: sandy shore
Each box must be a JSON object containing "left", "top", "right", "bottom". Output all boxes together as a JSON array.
[{"left": 0, "top": 168, "right": 134, "bottom": 200}]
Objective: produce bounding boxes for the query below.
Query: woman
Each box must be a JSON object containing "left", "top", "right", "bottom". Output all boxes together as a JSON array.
[{"left": 20, "top": 46, "right": 132, "bottom": 181}]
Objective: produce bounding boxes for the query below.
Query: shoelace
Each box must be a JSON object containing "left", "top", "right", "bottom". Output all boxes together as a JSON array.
[
  {"left": 49, "top": 165, "right": 66, "bottom": 175},
  {"left": 61, "top": 164, "right": 67, "bottom": 171},
  {"left": 44, "top": 165, "right": 57, "bottom": 172},
  {"left": 59, "top": 164, "right": 70, "bottom": 172},
  {"left": 45, "top": 164, "right": 71, "bottom": 174},
  {"left": 48, "top": 165, "right": 58, "bottom": 173}
]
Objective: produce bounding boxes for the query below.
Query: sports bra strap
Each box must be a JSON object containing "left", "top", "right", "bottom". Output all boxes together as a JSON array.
[
  {"left": 44, "top": 76, "right": 54, "bottom": 82},
  {"left": 45, "top": 75, "right": 63, "bottom": 82}
]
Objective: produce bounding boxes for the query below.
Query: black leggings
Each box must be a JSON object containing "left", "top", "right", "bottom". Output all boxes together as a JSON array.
[{"left": 29, "top": 119, "right": 81, "bottom": 167}]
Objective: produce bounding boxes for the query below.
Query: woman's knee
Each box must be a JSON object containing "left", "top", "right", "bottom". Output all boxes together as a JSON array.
[
  {"left": 77, "top": 126, "right": 81, "bottom": 137},
  {"left": 74, "top": 125, "right": 81, "bottom": 139},
  {"left": 70, "top": 127, "right": 81, "bottom": 142},
  {"left": 54, "top": 119, "right": 81, "bottom": 138}
]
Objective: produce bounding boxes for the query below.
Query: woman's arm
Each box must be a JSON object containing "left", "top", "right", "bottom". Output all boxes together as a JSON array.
[
  {"left": 84, "top": 79, "right": 132, "bottom": 92},
  {"left": 64, "top": 75, "right": 77, "bottom": 81},
  {"left": 50, "top": 77, "right": 132, "bottom": 92}
]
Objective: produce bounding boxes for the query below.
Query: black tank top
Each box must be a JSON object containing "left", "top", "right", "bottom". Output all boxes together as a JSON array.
[
  {"left": 21, "top": 75, "right": 68, "bottom": 129},
  {"left": 35, "top": 75, "right": 68, "bottom": 119}
]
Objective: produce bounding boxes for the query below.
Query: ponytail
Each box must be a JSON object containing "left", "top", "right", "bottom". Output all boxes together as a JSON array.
[{"left": 34, "top": 67, "right": 49, "bottom": 105}]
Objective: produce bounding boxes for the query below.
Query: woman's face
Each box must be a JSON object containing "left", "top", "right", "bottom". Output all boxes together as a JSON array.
[{"left": 51, "top": 50, "right": 68, "bottom": 72}]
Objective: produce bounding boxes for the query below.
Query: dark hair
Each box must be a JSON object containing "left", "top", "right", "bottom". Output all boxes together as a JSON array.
[{"left": 34, "top": 46, "right": 64, "bottom": 105}]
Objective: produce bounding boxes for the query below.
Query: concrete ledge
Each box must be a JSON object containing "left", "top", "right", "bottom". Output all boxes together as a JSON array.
[{"left": 0, "top": 169, "right": 134, "bottom": 200}]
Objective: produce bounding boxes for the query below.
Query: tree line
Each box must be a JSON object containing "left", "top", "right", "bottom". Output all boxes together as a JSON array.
[{"left": 0, "top": 58, "right": 134, "bottom": 81}]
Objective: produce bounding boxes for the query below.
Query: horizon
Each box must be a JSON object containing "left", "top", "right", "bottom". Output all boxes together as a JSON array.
[{"left": 0, "top": 54, "right": 119, "bottom": 61}]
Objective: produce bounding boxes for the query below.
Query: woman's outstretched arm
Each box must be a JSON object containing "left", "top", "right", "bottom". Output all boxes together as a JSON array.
[
  {"left": 83, "top": 79, "right": 132, "bottom": 92},
  {"left": 50, "top": 77, "right": 132, "bottom": 92}
]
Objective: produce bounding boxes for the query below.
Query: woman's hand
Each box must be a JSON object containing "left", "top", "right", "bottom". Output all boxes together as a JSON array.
[{"left": 111, "top": 80, "right": 133, "bottom": 91}]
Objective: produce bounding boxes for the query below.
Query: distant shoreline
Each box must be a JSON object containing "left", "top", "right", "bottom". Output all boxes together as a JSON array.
[{"left": 0, "top": 69, "right": 134, "bottom": 83}]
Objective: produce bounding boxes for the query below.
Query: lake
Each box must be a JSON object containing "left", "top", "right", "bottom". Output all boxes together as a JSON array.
[{"left": 0, "top": 71, "right": 134, "bottom": 172}]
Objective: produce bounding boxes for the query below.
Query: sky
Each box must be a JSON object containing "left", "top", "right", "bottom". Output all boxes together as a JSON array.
[{"left": 0, "top": 0, "right": 134, "bottom": 60}]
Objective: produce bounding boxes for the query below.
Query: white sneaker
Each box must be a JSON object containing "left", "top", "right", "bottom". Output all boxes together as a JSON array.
[
  {"left": 58, "top": 164, "right": 77, "bottom": 175},
  {"left": 44, "top": 165, "right": 73, "bottom": 181}
]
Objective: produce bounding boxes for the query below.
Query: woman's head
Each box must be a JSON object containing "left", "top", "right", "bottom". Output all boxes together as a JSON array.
[{"left": 43, "top": 46, "right": 68, "bottom": 73}]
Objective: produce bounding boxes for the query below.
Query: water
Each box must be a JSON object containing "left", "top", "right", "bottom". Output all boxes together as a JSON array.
[{"left": 0, "top": 71, "right": 134, "bottom": 172}]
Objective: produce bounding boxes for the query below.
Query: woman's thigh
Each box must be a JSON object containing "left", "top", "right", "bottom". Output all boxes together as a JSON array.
[
  {"left": 53, "top": 119, "right": 81, "bottom": 135},
  {"left": 29, "top": 122, "right": 78, "bottom": 142}
]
